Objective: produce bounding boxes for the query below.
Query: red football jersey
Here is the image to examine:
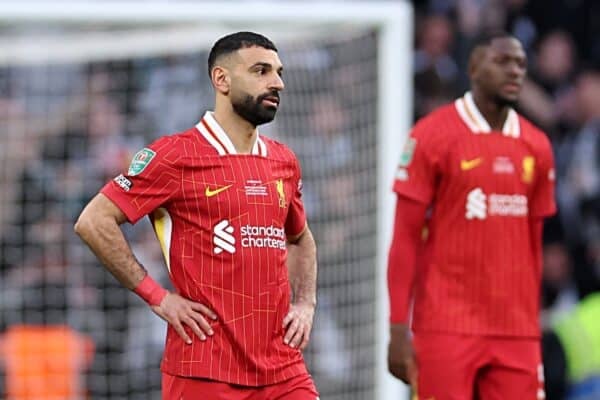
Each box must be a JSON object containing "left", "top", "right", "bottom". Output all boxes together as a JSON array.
[
  {"left": 101, "top": 112, "right": 308, "bottom": 386},
  {"left": 393, "top": 92, "right": 556, "bottom": 337}
]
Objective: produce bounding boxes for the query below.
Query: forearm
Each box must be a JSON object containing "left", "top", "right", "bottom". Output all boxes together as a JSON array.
[
  {"left": 387, "top": 196, "right": 428, "bottom": 323},
  {"left": 287, "top": 227, "right": 317, "bottom": 306},
  {"left": 77, "top": 218, "right": 145, "bottom": 289},
  {"left": 75, "top": 195, "right": 146, "bottom": 289}
]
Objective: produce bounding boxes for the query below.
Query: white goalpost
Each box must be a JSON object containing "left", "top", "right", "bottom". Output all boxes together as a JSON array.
[{"left": 0, "top": 2, "right": 413, "bottom": 399}]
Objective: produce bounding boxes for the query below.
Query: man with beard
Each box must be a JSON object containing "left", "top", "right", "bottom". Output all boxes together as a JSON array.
[
  {"left": 75, "top": 32, "right": 319, "bottom": 400},
  {"left": 387, "top": 32, "right": 556, "bottom": 399}
]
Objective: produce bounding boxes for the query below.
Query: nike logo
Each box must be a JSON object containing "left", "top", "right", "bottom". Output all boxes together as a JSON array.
[
  {"left": 460, "top": 157, "right": 483, "bottom": 171},
  {"left": 205, "top": 184, "right": 232, "bottom": 197}
]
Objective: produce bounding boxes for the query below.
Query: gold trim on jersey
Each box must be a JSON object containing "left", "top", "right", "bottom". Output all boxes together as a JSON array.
[
  {"left": 195, "top": 111, "right": 268, "bottom": 156},
  {"left": 455, "top": 92, "right": 520, "bottom": 138},
  {"left": 152, "top": 207, "right": 173, "bottom": 275}
]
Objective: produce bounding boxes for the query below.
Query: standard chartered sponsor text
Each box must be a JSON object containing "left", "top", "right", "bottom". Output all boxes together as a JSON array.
[
  {"left": 240, "top": 224, "right": 286, "bottom": 250},
  {"left": 489, "top": 193, "right": 528, "bottom": 216}
]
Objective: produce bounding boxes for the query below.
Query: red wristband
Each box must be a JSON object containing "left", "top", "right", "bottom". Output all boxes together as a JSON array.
[{"left": 133, "top": 275, "right": 168, "bottom": 306}]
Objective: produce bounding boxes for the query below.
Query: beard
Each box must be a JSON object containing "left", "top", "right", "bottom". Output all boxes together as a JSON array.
[
  {"left": 493, "top": 92, "right": 518, "bottom": 109},
  {"left": 231, "top": 90, "right": 279, "bottom": 127}
]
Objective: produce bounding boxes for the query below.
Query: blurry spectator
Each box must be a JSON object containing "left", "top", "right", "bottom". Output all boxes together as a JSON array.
[
  {"left": 569, "top": 69, "right": 600, "bottom": 292},
  {"left": 0, "top": 325, "right": 94, "bottom": 400},
  {"left": 518, "top": 31, "right": 578, "bottom": 134},
  {"left": 413, "top": 14, "right": 459, "bottom": 118},
  {"left": 0, "top": 209, "right": 95, "bottom": 400},
  {"left": 569, "top": 70, "right": 600, "bottom": 209},
  {"left": 454, "top": 0, "right": 482, "bottom": 37},
  {"left": 531, "top": 31, "right": 576, "bottom": 96},
  {"left": 290, "top": 93, "right": 359, "bottom": 394},
  {"left": 137, "top": 55, "right": 211, "bottom": 135},
  {"left": 305, "top": 94, "right": 353, "bottom": 175},
  {"left": 542, "top": 218, "right": 578, "bottom": 327},
  {"left": 504, "top": 0, "right": 537, "bottom": 54},
  {"left": 0, "top": 94, "right": 28, "bottom": 273},
  {"left": 523, "top": 0, "right": 599, "bottom": 64},
  {"left": 289, "top": 93, "right": 354, "bottom": 216},
  {"left": 76, "top": 69, "right": 134, "bottom": 187},
  {"left": 557, "top": 69, "right": 600, "bottom": 254},
  {"left": 545, "top": 293, "right": 600, "bottom": 400}
]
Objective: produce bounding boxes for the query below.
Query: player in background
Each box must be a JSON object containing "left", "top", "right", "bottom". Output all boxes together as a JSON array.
[
  {"left": 387, "top": 32, "right": 556, "bottom": 399},
  {"left": 75, "top": 32, "right": 319, "bottom": 400}
]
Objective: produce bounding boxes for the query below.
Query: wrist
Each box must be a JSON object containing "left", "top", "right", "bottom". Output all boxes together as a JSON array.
[
  {"left": 295, "top": 300, "right": 316, "bottom": 309},
  {"left": 133, "top": 274, "right": 168, "bottom": 306},
  {"left": 390, "top": 323, "right": 411, "bottom": 338}
]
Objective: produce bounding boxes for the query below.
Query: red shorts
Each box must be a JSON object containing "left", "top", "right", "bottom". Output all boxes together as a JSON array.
[
  {"left": 162, "top": 372, "right": 319, "bottom": 400},
  {"left": 413, "top": 332, "right": 545, "bottom": 400}
]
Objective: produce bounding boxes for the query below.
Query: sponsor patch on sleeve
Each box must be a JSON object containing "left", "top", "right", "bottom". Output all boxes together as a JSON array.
[
  {"left": 395, "top": 168, "right": 409, "bottom": 181},
  {"left": 128, "top": 148, "right": 156, "bottom": 176},
  {"left": 398, "top": 137, "right": 416, "bottom": 167},
  {"left": 114, "top": 174, "right": 132, "bottom": 191}
]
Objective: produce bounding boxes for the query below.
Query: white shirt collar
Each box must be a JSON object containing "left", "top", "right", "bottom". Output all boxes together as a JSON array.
[
  {"left": 195, "top": 111, "right": 267, "bottom": 156},
  {"left": 454, "top": 92, "right": 520, "bottom": 138}
]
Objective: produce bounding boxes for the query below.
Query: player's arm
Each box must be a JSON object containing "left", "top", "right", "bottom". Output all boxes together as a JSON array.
[
  {"left": 75, "top": 194, "right": 144, "bottom": 287},
  {"left": 283, "top": 225, "right": 317, "bottom": 351},
  {"left": 387, "top": 195, "right": 428, "bottom": 386},
  {"left": 287, "top": 226, "right": 317, "bottom": 306},
  {"left": 74, "top": 193, "right": 216, "bottom": 344}
]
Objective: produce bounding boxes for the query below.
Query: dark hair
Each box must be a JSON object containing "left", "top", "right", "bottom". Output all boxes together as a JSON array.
[
  {"left": 207, "top": 31, "right": 278, "bottom": 77},
  {"left": 469, "top": 31, "right": 515, "bottom": 55}
]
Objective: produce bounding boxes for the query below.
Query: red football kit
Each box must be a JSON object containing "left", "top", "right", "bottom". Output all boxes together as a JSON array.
[
  {"left": 389, "top": 92, "right": 556, "bottom": 399},
  {"left": 162, "top": 373, "right": 318, "bottom": 400},
  {"left": 101, "top": 112, "right": 317, "bottom": 397}
]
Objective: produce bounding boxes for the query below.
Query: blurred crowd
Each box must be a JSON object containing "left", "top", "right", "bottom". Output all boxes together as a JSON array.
[
  {"left": 0, "top": 1, "right": 598, "bottom": 399},
  {"left": 0, "top": 61, "right": 184, "bottom": 399}
]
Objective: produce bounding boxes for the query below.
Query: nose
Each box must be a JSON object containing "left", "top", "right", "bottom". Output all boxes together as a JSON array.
[
  {"left": 508, "top": 62, "right": 525, "bottom": 79},
  {"left": 270, "top": 73, "right": 284, "bottom": 91}
]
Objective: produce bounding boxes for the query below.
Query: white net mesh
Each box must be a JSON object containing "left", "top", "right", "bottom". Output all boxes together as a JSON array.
[{"left": 0, "top": 24, "right": 381, "bottom": 400}]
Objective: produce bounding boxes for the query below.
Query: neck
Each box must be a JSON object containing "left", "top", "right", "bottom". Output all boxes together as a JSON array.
[
  {"left": 470, "top": 88, "right": 510, "bottom": 131},
  {"left": 213, "top": 100, "right": 257, "bottom": 154}
]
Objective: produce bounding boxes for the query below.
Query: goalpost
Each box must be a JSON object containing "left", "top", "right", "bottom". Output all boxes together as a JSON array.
[{"left": 0, "top": 2, "right": 412, "bottom": 399}]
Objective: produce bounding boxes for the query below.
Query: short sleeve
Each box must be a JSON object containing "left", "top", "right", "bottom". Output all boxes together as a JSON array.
[
  {"left": 392, "top": 122, "right": 440, "bottom": 204},
  {"left": 530, "top": 135, "right": 557, "bottom": 218},
  {"left": 101, "top": 137, "right": 180, "bottom": 224},
  {"left": 285, "top": 156, "right": 307, "bottom": 237}
]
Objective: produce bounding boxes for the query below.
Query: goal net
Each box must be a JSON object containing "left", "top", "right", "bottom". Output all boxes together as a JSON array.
[{"left": 0, "top": 2, "right": 412, "bottom": 399}]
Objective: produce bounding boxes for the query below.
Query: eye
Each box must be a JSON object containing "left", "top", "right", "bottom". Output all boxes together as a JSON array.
[{"left": 495, "top": 56, "right": 509, "bottom": 65}]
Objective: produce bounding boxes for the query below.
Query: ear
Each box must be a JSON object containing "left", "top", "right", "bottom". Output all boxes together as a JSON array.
[
  {"left": 468, "top": 47, "right": 482, "bottom": 81},
  {"left": 211, "top": 65, "right": 231, "bottom": 95}
]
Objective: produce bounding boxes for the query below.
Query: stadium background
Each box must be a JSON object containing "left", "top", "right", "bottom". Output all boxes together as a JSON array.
[{"left": 0, "top": 0, "right": 598, "bottom": 399}]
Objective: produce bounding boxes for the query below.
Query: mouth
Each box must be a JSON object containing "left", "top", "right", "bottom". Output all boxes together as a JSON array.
[
  {"left": 260, "top": 94, "right": 280, "bottom": 108},
  {"left": 502, "top": 82, "right": 522, "bottom": 93}
]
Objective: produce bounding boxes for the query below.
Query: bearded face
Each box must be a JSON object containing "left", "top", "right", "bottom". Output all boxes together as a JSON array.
[{"left": 230, "top": 89, "right": 280, "bottom": 127}]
